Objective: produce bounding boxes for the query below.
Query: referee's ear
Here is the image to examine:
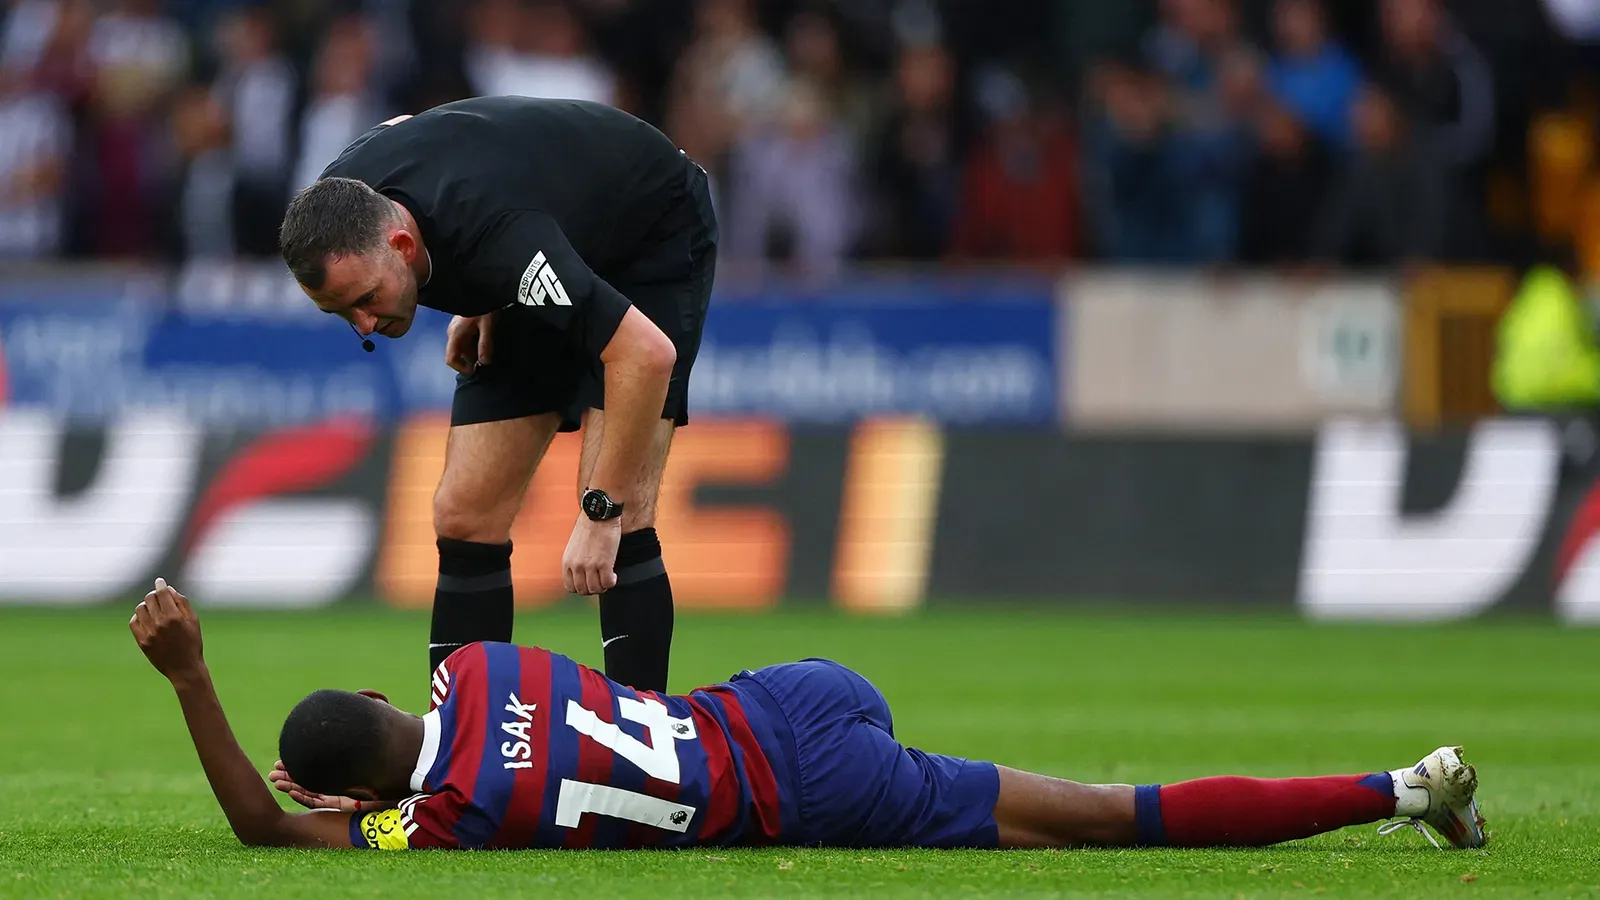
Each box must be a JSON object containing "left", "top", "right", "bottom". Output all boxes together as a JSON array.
[{"left": 390, "top": 228, "right": 418, "bottom": 262}]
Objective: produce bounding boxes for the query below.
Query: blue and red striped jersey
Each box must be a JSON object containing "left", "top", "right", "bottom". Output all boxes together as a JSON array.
[{"left": 350, "top": 642, "right": 786, "bottom": 850}]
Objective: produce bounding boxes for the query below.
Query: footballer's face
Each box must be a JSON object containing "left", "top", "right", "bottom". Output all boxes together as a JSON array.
[{"left": 305, "top": 236, "right": 421, "bottom": 340}]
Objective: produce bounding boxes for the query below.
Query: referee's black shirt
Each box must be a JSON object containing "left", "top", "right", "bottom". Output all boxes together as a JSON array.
[{"left": 321, "top": 95, "right": 694, "bottom": 350}]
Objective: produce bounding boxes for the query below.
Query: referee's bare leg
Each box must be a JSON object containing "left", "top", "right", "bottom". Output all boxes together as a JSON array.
[
  {"left": 578, "top": 409, "right": 677, "bottom": 692},
  {"left": 427, "top": 413, "right": 561, "bottom": 673}
]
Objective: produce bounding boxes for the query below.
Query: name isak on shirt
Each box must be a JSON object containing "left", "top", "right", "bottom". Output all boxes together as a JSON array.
[{"left": 500, "top": 692, "right": 539, "bottom": 770}]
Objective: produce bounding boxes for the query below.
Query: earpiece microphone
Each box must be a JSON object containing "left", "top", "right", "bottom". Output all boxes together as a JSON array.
[{"left": 349, "top": 321, "right": 375, "bottom": 353}]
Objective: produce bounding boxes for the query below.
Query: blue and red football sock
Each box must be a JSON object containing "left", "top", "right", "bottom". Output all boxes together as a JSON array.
[{"left": 1134, "top": 773, "right": 1397, "bottom": 847}]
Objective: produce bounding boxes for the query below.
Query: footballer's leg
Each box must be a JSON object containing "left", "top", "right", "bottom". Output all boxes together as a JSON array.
[
  {"left": 578, "top": 409, "right": 677, "bottom": 692},
  {"left": 428, "top": 413, "right": 561, "bottom": 672},
  {"left": 990, "top": 769, "right": 1137, "bottom": 847},
  {"left": 991, "top": 746, "right": 1486, "bottom": 850}
]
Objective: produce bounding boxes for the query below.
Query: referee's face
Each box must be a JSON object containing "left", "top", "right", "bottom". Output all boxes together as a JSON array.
[{"left": 308, "top": 244, "right": 420, "bottom": 339}]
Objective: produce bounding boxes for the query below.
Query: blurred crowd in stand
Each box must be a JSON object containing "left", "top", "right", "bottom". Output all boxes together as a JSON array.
[{"left": 2, "top": 0, "right": 1599, "bottom": 285}]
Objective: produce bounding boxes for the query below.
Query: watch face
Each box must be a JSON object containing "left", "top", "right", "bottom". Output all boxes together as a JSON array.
[{"left": 583, "top": 491, "right": 602, "bottom": 517}]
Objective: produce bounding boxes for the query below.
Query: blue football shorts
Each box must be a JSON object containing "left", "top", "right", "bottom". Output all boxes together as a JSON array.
[{"left": 733, "top": 658, "right": 1000, "bottom": 848}]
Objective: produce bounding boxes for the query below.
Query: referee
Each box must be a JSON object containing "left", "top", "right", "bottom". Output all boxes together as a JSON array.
[{"left": 278, "top": 96, "right": 718, "bottom": 693}]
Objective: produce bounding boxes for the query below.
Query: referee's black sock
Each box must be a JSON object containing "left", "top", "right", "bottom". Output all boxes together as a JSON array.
[
  {"left": 429, "top": 537, "right": 514, "bottom": 674},
  {"left": 599, "top": 527, "right": 674, "bottom": 693}
]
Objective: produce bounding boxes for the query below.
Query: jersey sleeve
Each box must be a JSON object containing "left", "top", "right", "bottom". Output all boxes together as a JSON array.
[
  {"left": 461, "top": 209, "right": 632, "bottom": 358},
  {"left": 349, "top": 793, "right": 467, "bottom": 850}
]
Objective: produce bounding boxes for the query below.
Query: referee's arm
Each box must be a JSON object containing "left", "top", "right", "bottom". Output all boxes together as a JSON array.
[
  {"left": 465, "top": 208, "right": 675, "bottom": 512},
  {"left": 589, "top": 306, "right": 675, "bottom": 492}
]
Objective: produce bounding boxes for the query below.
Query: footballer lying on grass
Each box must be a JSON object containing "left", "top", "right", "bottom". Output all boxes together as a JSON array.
[{"left": 130, "top": 578, "right": 1488, "bottom": 852}]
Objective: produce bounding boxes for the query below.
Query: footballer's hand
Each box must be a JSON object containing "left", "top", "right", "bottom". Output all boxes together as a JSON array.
[
  {"left": 269, "top": 760, "right": 391, "bottom": 813},
  {"left": 445, "top": 312, "right": 497, "bottom": 374},
  {"left": 562, "top": 515, "right": 621, "bottom": 596},
  {"left": 129, "top": 578, "right": 204, "bottom": 681}
]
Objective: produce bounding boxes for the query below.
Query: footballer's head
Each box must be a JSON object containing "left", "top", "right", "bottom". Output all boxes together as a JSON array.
[
  {"left": 279, "top": 177, "right": 424, "bottom": 340},
  {"left": 277, "top": 688, "right": 421, "bottom": 802}
]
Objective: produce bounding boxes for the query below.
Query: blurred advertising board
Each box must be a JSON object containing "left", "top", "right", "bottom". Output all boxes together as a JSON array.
[
  {"left": 696, "top": 274, "right": 1058, "bottom": 424},
  {"left": 0, "top": 411, "right": 938, "bottom": 612},
  {"left": 1, "top": 409, "right": 1594, "bottom": 623},
  {"left": 0, "top": 409, "right": 389, "bottom": 607},
  {"left": 0, "top": 299, "right": 436, "bottom": 425},
  {"left": 0, "top": 263, "right": 1059, "bottom": 426},
  {"left": 1061, "top": 270, "right": 1401, "bottom": 433},
  {"left": 0, "top": 268, "right": 474, "bottom": 425},
  {"left": 1297, "top": 417, "right": 1592, "bottom": 622}
]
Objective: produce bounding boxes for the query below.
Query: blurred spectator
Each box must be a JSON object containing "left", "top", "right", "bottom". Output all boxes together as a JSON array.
[
  {"left": 210, "top": 4, "right": 294, "bottom": 257},
  {"left": 1373, "top": 0, "right": 1495, "bottom": 169},
  {"left": 1265, "top": 0, "right": 1361, "bottom": 150},
  {"left": 666, "top": 0, "right": 787, "bottom": 184},
  {"left": 1082, "top": 60, "right": 1184, "bottom": 262},
  {"left": 3, "top": 0, "right": 61, "bottom": 73},
  {"left": 867, "top": 39, "right": 959, "bottom": 260},
  {"left": 1143, "top": 0, "right": 1257, "bottom": 111},
  {"left": 1140, "top": 0, "right": 1259, "bottom": 262},
  {"left": 292, "top": 15, "right": 385, "bottom": 193},
  {"left": 723, "top": 78, "right": 857, "bottom": 282},
  {"left": 401, "top": 0, "right": 477, "bottom": 112},
  {"left": 466, "top": 0, "right": 617, "bottom": 106},
  {"left": 0, "top": 65, "right": 70, "bottom": 258},
  {"left": 0, "top": 0, "right": 1575, "bottom": 272},
  {"left": 169, "top": 83, "right": 231, "bottom": 259},
  {"left": 1052, "top": 0, "right": 1152, "bottom": 91},
  {"left": 18, "top": 0, "right": 92, "bottom": 104},
  {"left": 948, "top": 69, "right": 1081, "bottom": 265},
  {"left": 360, "top": 0, "right": 420, "bottom": 107},
  {"left": 1237, "top": 100, "right": 1331, "bottom": 264},
  {"left": 783, "top": 6, "right": 877, "bottom": 148},
  {"left": 563, "top": 0, "right": 697, "bottom": 121},
  {"left": 84, "top": 0, "right": 188, "bottom": 258},
  {"left": 1313, "top": 84, "right": 1453, "bottom": 267}
]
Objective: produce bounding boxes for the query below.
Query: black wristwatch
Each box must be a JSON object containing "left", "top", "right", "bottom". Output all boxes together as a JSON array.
[{"left": 581, "top": 488, "right": 624, "bottom": 522}]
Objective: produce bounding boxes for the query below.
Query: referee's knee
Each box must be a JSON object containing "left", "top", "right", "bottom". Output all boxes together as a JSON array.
[{"left": 433, "top": 490, "right": 514, "bottom": 545}]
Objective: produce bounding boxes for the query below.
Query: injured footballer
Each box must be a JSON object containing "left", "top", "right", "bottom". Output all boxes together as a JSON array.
[{"left": 129, "top": 579, "right": 1486, "bottom": 852}]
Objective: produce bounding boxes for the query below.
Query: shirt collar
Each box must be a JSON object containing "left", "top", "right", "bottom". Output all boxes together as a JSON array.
[{"left": 410, "top": 708, "right": 441, "bottom": 793}]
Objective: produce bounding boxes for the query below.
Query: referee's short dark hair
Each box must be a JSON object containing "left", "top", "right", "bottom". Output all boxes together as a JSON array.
[
  {"left": 279, "top": 177, "right": 397, "bottom": 291},
  {"left": 278, "top": 689, "right": 390, "bottom": 796}
]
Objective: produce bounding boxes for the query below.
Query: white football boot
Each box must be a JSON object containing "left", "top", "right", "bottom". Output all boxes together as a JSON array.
[{"left": 1376, "top": 745, "right": 1488, "bottom": 849}]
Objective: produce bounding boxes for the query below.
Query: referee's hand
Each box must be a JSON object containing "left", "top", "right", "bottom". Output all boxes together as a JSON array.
[
  {"left": 445, "top": 313, "right": 497, "bottom": 373},
  {"left": 563, "top": 515, "right": 621, "bottom": 596}
]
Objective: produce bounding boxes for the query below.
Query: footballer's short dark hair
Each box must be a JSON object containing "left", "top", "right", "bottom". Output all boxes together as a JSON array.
[
  {"left": 278, "top": 689, "right": 391, "bottom": 796},
  {"left": 278, "top": 177, "right": 397, "bottom": 290}
]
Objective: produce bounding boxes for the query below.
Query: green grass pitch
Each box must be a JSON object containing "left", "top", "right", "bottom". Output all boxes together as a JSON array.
[{"left": 0, "top": 604, "right": 1596, "bottom": 898}]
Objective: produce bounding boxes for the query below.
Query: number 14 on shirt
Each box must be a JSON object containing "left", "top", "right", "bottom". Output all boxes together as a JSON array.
[{"left": 554, "top": 694, "right": 699, "bottom": 832}]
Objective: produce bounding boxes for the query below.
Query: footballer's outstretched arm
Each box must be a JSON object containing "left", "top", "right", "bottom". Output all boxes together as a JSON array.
[{"left": 129, "top": 579, "right": 357, "bottom": 849}]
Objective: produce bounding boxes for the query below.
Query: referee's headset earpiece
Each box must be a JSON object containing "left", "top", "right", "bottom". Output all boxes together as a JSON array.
[{"left": 348, "top": 320, "right": 375, "bottom": 353}]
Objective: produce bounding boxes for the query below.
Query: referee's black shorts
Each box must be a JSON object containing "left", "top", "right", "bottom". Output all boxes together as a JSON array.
[{"left": 450, "top": 159, "right": 718, "bottom": 433}]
